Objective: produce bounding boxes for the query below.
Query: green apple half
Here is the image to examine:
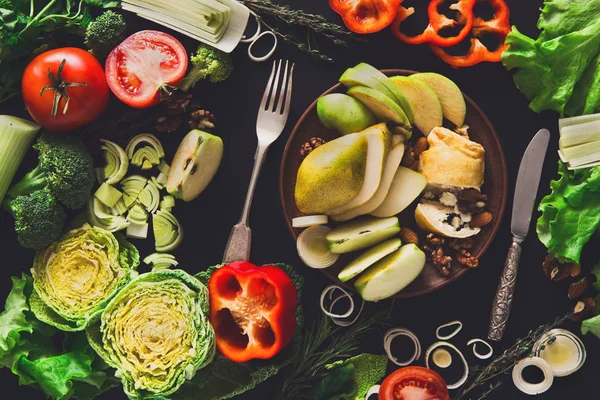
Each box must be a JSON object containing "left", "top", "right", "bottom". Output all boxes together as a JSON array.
[
  {"left": 338, "top": 238, "right": 402, "bottom": 282},
  {"left": 326, "top": 215, "right": 400, "bottom": 254},
  {"left": 167, "top": 130, "right": 223, "bottom": 202},
  {"left": 317, "top": 93, "right": 376, "bottom": 135},
  {"left": 390, "top": 76, "right": 443, "bottom": 136},
  {"left": 355, "top": 243, "right": 426, "bottom": 301},
  {"left": 411, "top": 72, "right": 466, "bottom": 127}
]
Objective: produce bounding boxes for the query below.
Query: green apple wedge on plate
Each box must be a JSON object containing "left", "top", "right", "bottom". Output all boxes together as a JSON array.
[
  {"left": 317, "top": 93, "right": 376, "bottom": 135},
  {"left": 339, "top": 68, "right": 404, "bottom": 109},
  {"left": 355, "top": 244, "right": 426, "bottom": 301},
  {"left": 411, "top": 72, "right": 466, "bottom": 127},
  {"left": 338, "top": 238, "right": 402, "bottom": 282},
  {"left": 390, "top": 76, "right": 443, "bottom": 136},
  {"left": 326, "top": 216, "right": 400, "bottom": 254},
  {"left": 347, "top": 86, "right": 411, "bottom": 127}
]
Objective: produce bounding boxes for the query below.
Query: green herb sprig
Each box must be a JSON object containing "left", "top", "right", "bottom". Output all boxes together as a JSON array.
[
  {"left": 274, "top": 306, "right": 390, "bottom": 400},
  {"left": 454, "top": 314, "right": 569, "bottom": 400}
]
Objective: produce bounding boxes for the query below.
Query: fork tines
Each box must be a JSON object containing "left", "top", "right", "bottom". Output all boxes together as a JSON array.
[{"left": 260, "top": 59, "right": 294, "bottom": 116}]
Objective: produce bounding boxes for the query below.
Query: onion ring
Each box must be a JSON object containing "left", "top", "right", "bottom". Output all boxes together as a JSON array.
[
  {"left": 436, "top": 320, "right": 463, "bottom": 340},
  {"left": 383, "top": 328, "right": 421, "bottom": 366},
  {"left": 319, "top": 285, "right": 364, "bottom": 326},
  {"left": 512, "top": 357, "right": 554, "bottom": 395},
  {"left": 366, "top": 385, "right": 380, "bottom": 399},
  {"left": 425, "top": 341, "right": 469, "bottom": 389},
  {"left": 467, "top": 338, "right": 493, "bottom": 360}
]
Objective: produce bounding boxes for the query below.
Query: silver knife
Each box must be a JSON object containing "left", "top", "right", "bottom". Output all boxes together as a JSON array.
[{"left": 488, "top": 129, "right": 551, "bottom": 341}]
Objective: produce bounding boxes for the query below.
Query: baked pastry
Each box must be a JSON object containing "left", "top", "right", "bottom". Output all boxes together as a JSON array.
[{"left": 418, "top": 127, "right": 485, "bottom": 190}]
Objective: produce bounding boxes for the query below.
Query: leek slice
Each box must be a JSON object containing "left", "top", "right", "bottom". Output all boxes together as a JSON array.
[
  {"left": 127, "top": 203, "right": 149, "bottom": 224},
  {"left": 158, "top": 160, "right": 171, "bottom": 175},
  {"left": 151, "top": 176, "right": 163, "bottom": 190},
  {"left": 143, "top": 252, "right": 178, "bottom": 271},
  {"left": 153, "top": 209, "right": 183, "bottom": 252},
  {"left": 95, "top": 182, "right": 123, "bottom": 208},
  {"left": 559, "top": 120, "right": 600, "bottom": 149},
  {"left": 156, "top": 172, "right": 168, "bottom": 186},
  {"left": 138, "top": 180, "right": 160, "bottom": 213},
  {"left": 88, "top": 198, "right": 129, "bottom": 232},
  {"left": 297, "top": 225, "right": 338, "bottom": 269},
  {"left": 126, "top": 134, "right": 165, "bottom": 169},
  {"left": 111, "top": 197, "right": 129, "bottom": 216},
  {"left": 126, "top": 222, "right": 149, "bottom": 239},
  {"left": 99, "top": 139, "right": 129, "bottom": 184},
  {"left": 121, "top": 175, "right": 147, "bottom": 200},
  {"left": 160, "top": 195, "right": 176, "bottom": 211}
]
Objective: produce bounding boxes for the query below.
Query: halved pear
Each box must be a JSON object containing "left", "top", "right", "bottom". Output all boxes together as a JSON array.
[
  {"left": 411, "top": 73, "right": 466, "bottom": 127},
  {"left": 326, "top": 123, "right": 391, "bottom": 216},
  {"left": 326, "top": 216, "right": 400, "bottom": 254},
  {"left": 295, "top": 133, "right": 368, "bottom": 214},
  {"left": 332, "top": 135, "right": 405, "bottom": 222},
  {"left": 339, "top": 68, "right": 400, "bottom": 104},
  {"left": 370, "top": 166, "right": 427, "bottom": 217},
  {"left": 353, "top": 63, "right": 415, "bottom": 123},
  {"left": 390, "top": 76, "right": 443, "bottom": 136},
  {"left": 167, "top": 130, "right": 223, "bottom": 201},
  {"left": 355, "top": 244, "right": 426, "bottom": 301},
  {"left": 347, "top": 86, "right": 410, "bottom": 127},
  {"left": 338, "top": 238, "right": 402, "bottom": 282}
]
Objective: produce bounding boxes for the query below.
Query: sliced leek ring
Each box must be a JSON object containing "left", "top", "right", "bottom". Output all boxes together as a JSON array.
[
  {"left": 292, "top": 215, "right": 328, "bottom": 228},
  {"left": 297, "top": 225, "right": 338, "bottom": 269},
  {"left": 99, "top": 139, "right": 129, "bottom": 184},
  {"left": 153, "top": 210, "right": 183, "bottom": 252},
  {"left": 126, "top": 134, "right": 165, "bottom": 169}
]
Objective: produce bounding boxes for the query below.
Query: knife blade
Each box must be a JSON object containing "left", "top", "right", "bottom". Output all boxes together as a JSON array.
[{"left": 488, "top": 129, "right": 551, "bottom": 341}]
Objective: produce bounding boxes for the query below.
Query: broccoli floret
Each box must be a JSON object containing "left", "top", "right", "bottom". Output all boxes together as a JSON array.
[
  {"left": 7, "top": 133, "right": 95, "bottom": 209},
  {"left": 6, "top": 189, "right": 66, "bottom": 250},
  {"left": 178, "top": 44, "right": 233, "bottom": 92},
  {"left": 85, "top": 10, "right": 127, "bottom": 58}
]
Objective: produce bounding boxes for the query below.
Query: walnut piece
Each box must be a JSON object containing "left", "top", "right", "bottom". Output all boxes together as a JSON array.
[
  {"left": 448, "top": 238, "right": 473, "bottom": 251},
  {"left": 189, "top": 110, "right": 216, "bottom": 130},
  {"left": 299, "top": 137, "right": 326, "bottom": 159},
  {"left": 454, "top": 249, "right": 479, "bottom": 268}
]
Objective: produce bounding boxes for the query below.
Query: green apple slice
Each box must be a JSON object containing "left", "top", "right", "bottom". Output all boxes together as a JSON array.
[
  {"left": 317, "top": 93, "right": 377, "bottom": 135},
  {"left": 411, "top": 73, "right": 466, "bottom": 127},
  {"left": 347, "top": 86, "right": 410, "bottom": 127},
  {"left": 167, "top": 130, "right": 223, "bottom": 201},
  {"left": 353, "top": 63, "right": 415, "bottom": 123},
  {"left": 326, "top": 216, "right": 400, "bottom": 254},
  {"left": 332, "top": 135, "right": 405, "bottom": 222},
  {"left": 371, "top": 166, "right": 427, "bottom": 218},
  {"left": 338, "top": 238, "right": 402, "bottom": 282},
  {"left": 390, "top": 76, "right": 443, "bottom": 136},
  {"left": 339, "top": 68, "right": 400, "bottom": 104},
  {"left": 327, "top": 123, "right": 391, "bottom": 216},
  {"left": 355, "top": 244, "right": 426, "bottom": 301}
]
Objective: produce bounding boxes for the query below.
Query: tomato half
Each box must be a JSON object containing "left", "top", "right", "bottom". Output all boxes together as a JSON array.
[
  {"left": 379, "top": 366, "right": 450, "bottom": 400},
  {"left": 22, "top": 47, "right": 109, "bottom": 132},
  {"left": 105, "top": 30, "right": 188, "bottom": 108}
]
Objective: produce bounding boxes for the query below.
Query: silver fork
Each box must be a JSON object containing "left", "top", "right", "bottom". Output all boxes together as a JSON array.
[{"left": 223, "top": 60, "right": 294, "bottom": 263}]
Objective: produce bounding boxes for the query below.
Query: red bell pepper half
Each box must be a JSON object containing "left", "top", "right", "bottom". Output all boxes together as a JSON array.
[
  {"left": 209, "top": 261, "right": 298, "bottom": 363},
  {"left": 330, "top": 0, "right": 404, "bottom": 34}
]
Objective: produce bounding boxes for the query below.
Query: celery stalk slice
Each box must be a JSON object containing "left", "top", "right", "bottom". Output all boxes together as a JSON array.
[
  {"left": 559, "top": 113, "right": 600, "bottom": 130},
  {"left": 559, "top": 120, "right": 600, "bottom": 149}
]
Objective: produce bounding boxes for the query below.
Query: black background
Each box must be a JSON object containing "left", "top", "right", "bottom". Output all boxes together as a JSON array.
[{"left": 1, "top": 0, "right": 597, "bottom": 399}]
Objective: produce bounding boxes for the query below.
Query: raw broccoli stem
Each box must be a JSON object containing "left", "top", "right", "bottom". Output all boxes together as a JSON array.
[{"left": 7, "top": 165, "right": 48, "bottom": 198}]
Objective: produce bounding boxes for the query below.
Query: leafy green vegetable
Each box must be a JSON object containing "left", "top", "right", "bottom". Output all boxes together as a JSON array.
[
  {"left": 313, "top": 363, "right": 355, "bottom": 400},
  {"left": 85, "top": 10, "right": 126, "bottom": 58},
  {"left": 178, "top": 44, "right": 233, "bottom": 92},
  {"left": 536, "top": 162, "right": 600, "bottom": 263},
  {"left": 502, "top": 0, "right": 600, "bottom": 116},
  {"left": 0, "top": 274, "right": 117, "bottom": 400}
]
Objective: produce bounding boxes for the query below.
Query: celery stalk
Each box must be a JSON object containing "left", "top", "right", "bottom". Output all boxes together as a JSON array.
[
  {"left": 559, "top": 113, "right": 600, "bottom": 130},
  {"left": 559, "top": 120, "right": 600, "bottom": 149},
  {"left": 0, "top": 116, "right": 40, "bottom": 205}
]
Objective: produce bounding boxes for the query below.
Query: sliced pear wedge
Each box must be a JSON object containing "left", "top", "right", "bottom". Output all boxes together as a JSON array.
[
  {"left": 327, "top": 216, "right": 400, "bottom": 254},
  {"left": 338, "top": 238, "right": 402, "bottom": 282},
  {"left": 371, "top": 166, "right": 427, "bottom": 218},
  {"left": 332, "top": 135, "right": 404, "bottom": 222},
  {"left": 355, "top": 244, "right": 426, "bottom": 301},
  {"left": 167, "top": 130, "right": 223, "bottom": 201},
  {"left": 326, "top": 123, "right": 391, "bottom": 216},
  {"left": 390, "top": 76, "right": 443, "bottom": 136}
]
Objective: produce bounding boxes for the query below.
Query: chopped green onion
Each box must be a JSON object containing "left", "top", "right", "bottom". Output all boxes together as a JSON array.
[
  {"left": 94, "top": 182, "right": 123, "bottom": 207},
  {"left": 138, "top": 180, "right": 160, "bottom": 213},
  {"left": 127, "top": 202, "right": 149, "bottom": 224},
  {"left": 99, "top": 139, "right": 129, "bottom": 184},
  {"left": 153, "top": 209, "right": 183, "bottom": 252},
  {"left": 121, "top": 175, "right": 147, "bottom": 200},
  {"left": 143, "top": 252, "right": 178, "bottom": 271},
  {"left": 126, "top": 134, "right": 165, "bottom": 169},
  {"left": 126, "top": 222, "right": 149, "bottom": 239}
]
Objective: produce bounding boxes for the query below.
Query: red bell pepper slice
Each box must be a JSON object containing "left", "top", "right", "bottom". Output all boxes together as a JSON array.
[
  {"left": 391, "top": 0, "right": 476, "bottom": 46},
  {"left": 330, "top": 0, "right": 404, "bottom": 34},
  {"left": 429, "top": 0, "right": 511, "bottom": 67},
  {"left": 208, "top": 261, "right": 298, "bottom": 363}
]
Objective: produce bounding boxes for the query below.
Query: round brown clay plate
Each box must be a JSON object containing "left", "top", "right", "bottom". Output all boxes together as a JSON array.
[{"left": 279, "top": 69, "right": 507, "bottom": 298}]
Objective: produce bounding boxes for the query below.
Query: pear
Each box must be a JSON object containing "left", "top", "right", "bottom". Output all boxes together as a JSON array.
[
  {"left": 371, "top": 166, "right": 427, "bottom": 217},
  {"left": 411, "top": 73, "right": 466, "bottom": 127},
  {"left": 167, "top": 130, "right": 223, "bottom": 202},
  {"left": 326, "top": 216, "right": 400, "bottom": 254},
  {"left": 295, "top": 133, "right": 368, "bottom": 214},
  {"left": 355, "top": 244, "right": 426, "bottom": 301},
  {"left": 390, "top": 76, "right": 443, "bottom": 136},
  {"left": 353, "top": 63, "right": 415, "bottom": 123},
  {"left": 347, "top": 86, "right": 410, "bottom": 127},
  {"left": 317, "top": 93, "right": 376, "bottom": 135},
  {"left": 327, "top": 123, "right": 392, "bottom": 216},
  {"left": 339, "top": 68, "right": 400, "bottom": 103},
  {"left": 338, "top": 238, "right": 402, "bottom": 282},
  {"left": 332, "top": 135, "right": 404, "bottom": 222}
]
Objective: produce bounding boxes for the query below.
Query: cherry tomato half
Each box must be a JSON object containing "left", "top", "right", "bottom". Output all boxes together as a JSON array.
[
  {"left": 379, "top": 366, "right": 450, "bottom": 400},
  {"left": 22, "top": 47, "right": 109, "bottom": 132},
  {"left": 105, "top": 30, "right": 188, "bottom": 108}
]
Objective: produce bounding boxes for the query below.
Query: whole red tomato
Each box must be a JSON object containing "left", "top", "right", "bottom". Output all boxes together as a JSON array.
[
  {"left": 379, "top": 366, "right": 450, "bottom": 400},
  {"left": 22, "top": 47, "right": 109, "bottom": 132},
  {"left": 105, "top": 30, "right": 188, "bottom": 108}
]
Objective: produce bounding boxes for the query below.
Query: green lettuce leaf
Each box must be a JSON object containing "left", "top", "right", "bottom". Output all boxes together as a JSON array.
[
  {"left": 0, "top": 275, "right": 34, "bottom": 358},
  {"left": 582, "top": 313, "right": 600, "bottom": 339},
  {"left": 536, "top": 162, "right": 600, "bottom": 263},
  {"left": 313, "top": 363, "right": 355, "bottom": 400},
  {"left": 502, "top": 0, "right": 600, "bottom": 116}
]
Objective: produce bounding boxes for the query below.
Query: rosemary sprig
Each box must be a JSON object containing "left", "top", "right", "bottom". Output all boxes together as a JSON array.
[
  {"left": 454, "top": 314, "right": 569, "bottom": 400},
  {"left": 274, "top": 307, "right": 390, "bottom": 400},
  {"left": 238, "top": 0, "right": 361, "bottom": 62}
]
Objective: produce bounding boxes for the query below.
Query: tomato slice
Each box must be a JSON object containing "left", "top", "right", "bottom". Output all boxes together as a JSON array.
[
  {"left": 105, "top": 30, "right": 188, "bottom": 108},
  {"left": 380, "top": 366, "right": 450, "bottom": 400}
]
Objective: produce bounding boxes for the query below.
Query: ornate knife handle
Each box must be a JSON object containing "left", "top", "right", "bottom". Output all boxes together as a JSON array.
[{"left": 488, "top": 236, "right": 523, "bottom": 341}]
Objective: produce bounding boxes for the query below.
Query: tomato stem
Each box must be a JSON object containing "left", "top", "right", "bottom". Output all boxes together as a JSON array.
[{"left": 39, "top": 59, "right": 87, "bottom": 117}]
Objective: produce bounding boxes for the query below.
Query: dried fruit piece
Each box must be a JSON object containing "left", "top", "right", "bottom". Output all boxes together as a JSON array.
[{"left": 568, "top": 277, "right": 589, "bottom": 300}]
